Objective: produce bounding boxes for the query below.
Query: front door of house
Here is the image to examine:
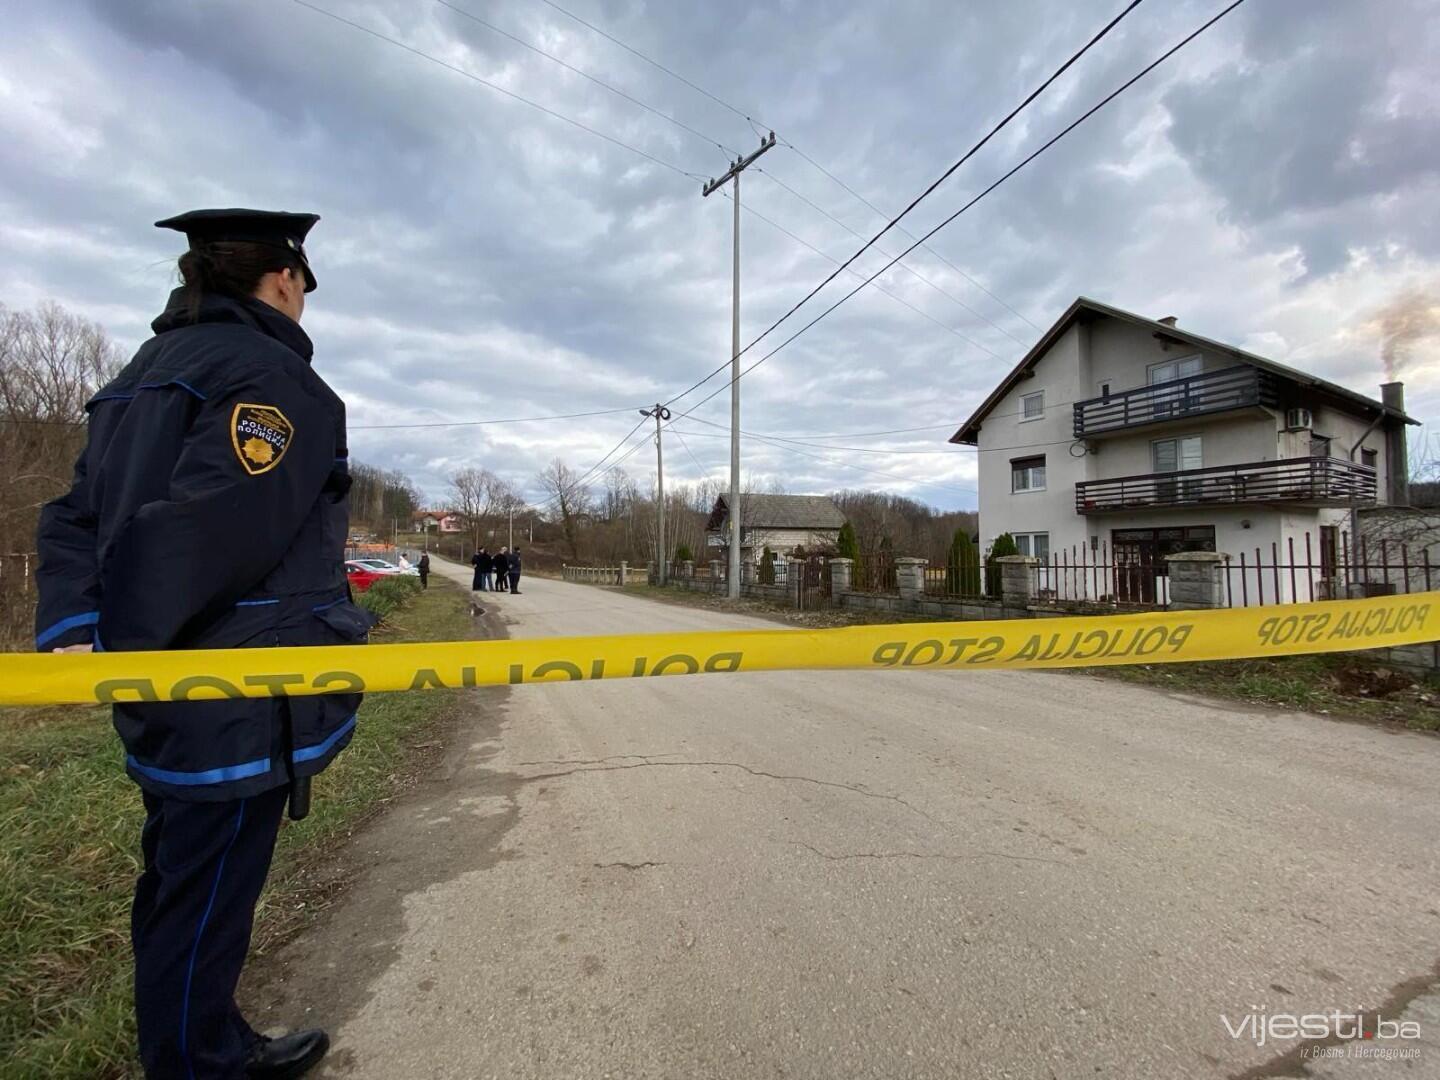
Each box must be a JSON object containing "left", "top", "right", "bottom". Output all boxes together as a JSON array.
[{"left": 1111, "top": 526, "right": 1217, "bottom": 604}]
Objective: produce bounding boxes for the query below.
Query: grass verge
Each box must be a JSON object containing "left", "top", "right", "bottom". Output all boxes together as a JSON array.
[
  {"left": 0, "top": 580, "right": 473, "bottom": 1079},
  {"left": 631, "top": 585, "right": 1440, "bottom": 732},
  {"left": 1089, "top": 653, "right": 1440, "bottom": 733}
]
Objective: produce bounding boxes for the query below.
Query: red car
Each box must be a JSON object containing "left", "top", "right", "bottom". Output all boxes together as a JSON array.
[{"left": 345, "top": 559, "right": 386, "bottom": 593}]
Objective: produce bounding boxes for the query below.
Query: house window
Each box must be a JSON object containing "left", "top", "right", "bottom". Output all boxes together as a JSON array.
[
  {"left": 1011, "top": 455, "right": 1046, "bottom": 492},
  {"left": 1014, "top": 532, "right": 1050, "bottom": 560},
  {"left": 1151, "top": 435, "right": 1202, "bottom": 473},
  {"left": 1361, "top": 447, "right": 1378, "bottom": 469},
  {"left": 1020, "top": 391, "right": 1044, "bottom": 421},
  {"left": 1310, "top": 434, "right": 1332, "bottom": 458},
  {"left": 1148, "top": 354, "right": 1203, "bottom": 384}
]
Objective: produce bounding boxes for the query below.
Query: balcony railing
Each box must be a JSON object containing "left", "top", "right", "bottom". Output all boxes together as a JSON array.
[
  {"left": 1073, "top": 365, "right": 1278, "bottom": 437},
  {"left": 1075, "top": 456, "right": 1377, "bottom": 514}
]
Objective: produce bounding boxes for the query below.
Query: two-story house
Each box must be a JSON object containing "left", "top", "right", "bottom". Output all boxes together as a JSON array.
[{"left": 950, "top": 297, "right": 1416, "bottom": 604}]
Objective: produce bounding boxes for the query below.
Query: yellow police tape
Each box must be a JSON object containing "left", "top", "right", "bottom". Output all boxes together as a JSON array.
[{"left": 2, "top": 592, "right": 1436, "bottom": 708}]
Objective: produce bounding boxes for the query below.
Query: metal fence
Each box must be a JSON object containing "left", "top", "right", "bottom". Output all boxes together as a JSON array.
[
  {"left": 562, "top": 564, "right": 650, "bottom": 585},
  {"left": 1028, "top": 531, "right": 1435, "bottom": 609},
  {"left": 1, "top": 553, "right": 39, "bottom": 648},
  {"left": 795, "top": 555, "right": 831, "bottom": 610},
  {"left": 852, "top": 552, "right": 897, "bottom": 594}
]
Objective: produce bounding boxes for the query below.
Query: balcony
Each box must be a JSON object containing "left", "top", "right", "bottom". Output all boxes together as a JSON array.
[
  {"left": 1073, "top": 365, "right": 1278, "bottom": 438},
  {"left": 1075, "top": 456, "right": 1377, "bottom": 514}
]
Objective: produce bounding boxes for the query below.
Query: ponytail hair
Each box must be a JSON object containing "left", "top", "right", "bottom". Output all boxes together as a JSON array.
[{"left": 177, "top": 242, "right": 301, "bottom": 319}]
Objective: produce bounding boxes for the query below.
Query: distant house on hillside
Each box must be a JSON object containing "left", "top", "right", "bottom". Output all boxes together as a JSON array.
[
  {"left": 413, "top": 510, "right": 464, "bottom": 534},
  {"left": 705, "top": 494, "right": 846, "bottom": 563}
]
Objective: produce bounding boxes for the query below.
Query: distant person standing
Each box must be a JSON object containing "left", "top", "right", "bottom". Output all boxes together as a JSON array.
[
  {"left": 417, "top": 551, "right": 430, "bottom": 589},
  {"left": 507, "top": 547, "right": 523, "bottom": 594},
  {"left": 493, "top": 546, "right": 509, "bottom": 592},
  {"left": 471, "top": 548, "right": 489, "bottom": 592}
]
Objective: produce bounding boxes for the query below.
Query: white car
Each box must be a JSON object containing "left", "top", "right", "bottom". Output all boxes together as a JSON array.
[{"left": 348, "top": 557, "right": 419, "bottom": 577}]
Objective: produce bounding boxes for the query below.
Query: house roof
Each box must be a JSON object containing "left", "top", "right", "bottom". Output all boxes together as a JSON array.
[
  {"left": 706, "top": 494, "right": 846, "bottom": 531},
  {"left": 948, "top": 296, "right": 1419, "bottom": 445}
]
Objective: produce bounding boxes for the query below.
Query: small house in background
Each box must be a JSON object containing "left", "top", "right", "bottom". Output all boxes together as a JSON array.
[
  {"left": 413, "top": 510, "right": 465, "bottom": 534},
  {"left": 705, "top": 494, "right": 846, "bottom": 564}
]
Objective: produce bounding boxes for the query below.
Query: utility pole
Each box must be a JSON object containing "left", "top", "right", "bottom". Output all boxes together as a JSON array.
[
  {"left": 703, "top": 131, "right": 776, "bottom": 599},
  {"left": 508, "top": 505, "right": 514, "bottom": 548},
  {"left": 640, "top": 404, "right": 672, "bottom": 584}
]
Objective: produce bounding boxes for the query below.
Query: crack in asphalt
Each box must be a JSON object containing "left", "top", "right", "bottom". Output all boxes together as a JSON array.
[
  {"left": 790, "top": 840, "right": 1071, "bottom": 868},
  {"left": 593, "top": 861, "right": 665, "bottom": 871},
  {"left": 514, "top": 756, "right": 939, "bottom": 822}
]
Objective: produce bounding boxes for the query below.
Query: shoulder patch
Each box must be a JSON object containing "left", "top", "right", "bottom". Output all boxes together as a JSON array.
[{"left": 231, "top": 403, "right": 294, "bottom": 475}]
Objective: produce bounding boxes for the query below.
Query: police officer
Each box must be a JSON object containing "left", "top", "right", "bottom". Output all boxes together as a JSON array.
[{"left": 35, "top": 209, "right": 367, "bottom": 1079}]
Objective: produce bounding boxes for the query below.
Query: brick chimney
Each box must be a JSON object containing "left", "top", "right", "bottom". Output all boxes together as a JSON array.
[
  {"left": 1380, "top": 381, "right": 1409, "bottom": 506},
  {"left": 1157, "top": 315, "right": 1178, "bottom": 326}
]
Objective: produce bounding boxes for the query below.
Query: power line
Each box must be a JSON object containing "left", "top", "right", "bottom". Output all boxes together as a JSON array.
[
  {"left": 780, "top": 422, "right": 961, "bottom": 440},
  {"left": 533, "top": 0, "right": 761, "bottom": 125},
  {"left": 440, "top": 0, "right": 1028, "bottom": 355},
  {"left": 350, "top": 405, "right": 636, "bottom": 430},
  {"left": 729, "top": 193, "right": 1002, "bottom": 360},
  {"left": 432, "top": 0, "right": 740, "bottom": 163},
  {"left": 670, "top": 425, "right": 716, "bottom": 479},
  {"left": 663, "top": 0, "right": 1146, "bottom": 408},
  {"left": 671, "top": 0, "right": 1247, "bottom": 422},
  {"left": 778, "top": 142, "right": 1042, "bottom": 333},
  {"left": 290, "top": 0, "right": 707, "bottom": 182},
  {"left": 755, "top": 166, "right": 1028, "bottom": 348},
  {"left": 531, "top": 0, "right": 1040, "bottom": 335},
  {"left": 707, "top": 426, "right": 978, "bottom": 496},
  {"left": 677, "top": 416, "right": 968, "bottom": 456}
]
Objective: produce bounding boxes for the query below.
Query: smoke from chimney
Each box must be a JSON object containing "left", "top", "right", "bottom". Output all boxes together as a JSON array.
[{"left": 1374, "top": 285, "right": 1440, "bottom": 381}]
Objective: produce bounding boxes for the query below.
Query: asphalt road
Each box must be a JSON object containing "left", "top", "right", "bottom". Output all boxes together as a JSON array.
[{"left": 257, "top": 565, "right": 1440, "bottom": 1079}]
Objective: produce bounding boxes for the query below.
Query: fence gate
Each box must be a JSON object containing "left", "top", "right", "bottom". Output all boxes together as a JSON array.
[{"left": 795, "top": 555, "right": 831, "bottom": 610}]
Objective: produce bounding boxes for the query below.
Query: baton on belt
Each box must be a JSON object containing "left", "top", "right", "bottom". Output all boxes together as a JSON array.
[{"left": 289, "top": 775, "right": 312, "bottom": 820}]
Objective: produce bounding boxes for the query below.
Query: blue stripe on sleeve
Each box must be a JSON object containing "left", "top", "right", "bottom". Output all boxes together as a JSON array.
[{"left": 36, "top": 611, "right": 100, "bottom": 648}]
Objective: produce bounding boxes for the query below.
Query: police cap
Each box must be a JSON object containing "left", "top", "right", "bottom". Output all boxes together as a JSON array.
[{"left": 155, "top": 208, "right": 320, "bottom": 292}]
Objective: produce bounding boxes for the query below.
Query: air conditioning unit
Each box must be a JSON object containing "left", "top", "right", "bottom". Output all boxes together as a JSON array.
[{"left": 1284, "top": 407, "right": 1313, "bottom": 431}]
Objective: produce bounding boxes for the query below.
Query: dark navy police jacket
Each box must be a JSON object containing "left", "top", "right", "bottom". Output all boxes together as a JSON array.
[{"left": 35, "top": 290, "right": 372, "bottom": 801}]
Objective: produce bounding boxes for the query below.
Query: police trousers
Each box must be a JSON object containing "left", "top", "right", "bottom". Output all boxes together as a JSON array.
[{"left": 132, "top": 783, "right": 289, "bottom": 1079}]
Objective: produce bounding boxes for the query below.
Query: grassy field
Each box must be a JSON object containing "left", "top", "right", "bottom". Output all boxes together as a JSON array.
[{"left": 0, "top": 580, "right": 474, "bottom": 1079}]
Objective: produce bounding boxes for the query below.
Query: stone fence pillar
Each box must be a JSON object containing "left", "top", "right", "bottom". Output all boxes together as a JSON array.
[
  {"left": 1165, "top": 551, "right": 1228, "bottom": 609},
  {"left": 709, "top": 559, "right": 723, "bottom": 593},
  {"left": 896, "top": 557, "right": 928, "bottom": 601},
  {"left": 681, "top": 560, "right": 694, "bottom": 580},
  {"left": 996, "top": 555, "right": 1039, "bottom": 605},
  {"left": 741, "top": 559, "right": 756, "bottom": 585},
  {"left": 829, "top": 557, "right": 854, "bottom": 594},
  {"left": 790, "top": 558, "right": 806, "bottom": 606},
  {"left": 619, "top": 560, "right": 628, "bottom": 586}
]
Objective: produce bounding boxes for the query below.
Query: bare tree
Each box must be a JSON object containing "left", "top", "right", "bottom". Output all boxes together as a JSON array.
[
  {"left": 448, "top": 466, "right": 516, "bottom": 548},
  {"left": 0, "top": 301, "right": 125, "bottom": 555},
  {"left": 537, "top": 458, "right": 591, "bottom": 561}
]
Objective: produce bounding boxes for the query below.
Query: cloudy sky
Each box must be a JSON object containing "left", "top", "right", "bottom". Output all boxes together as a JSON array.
[{"left": 2, "top": 0, "right": 1437, "bottom": 509}]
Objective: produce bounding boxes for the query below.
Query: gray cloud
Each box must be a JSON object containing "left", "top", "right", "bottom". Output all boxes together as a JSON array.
[{"left": 2, "top": 0, "right": 1436, "bottom": 510}]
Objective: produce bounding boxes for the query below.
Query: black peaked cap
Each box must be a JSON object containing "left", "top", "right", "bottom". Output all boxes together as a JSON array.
[{"left": 156, "top": 208, "right": 320, "bottom": 292}]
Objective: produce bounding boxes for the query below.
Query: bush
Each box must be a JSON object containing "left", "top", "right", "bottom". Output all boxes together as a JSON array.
[
  {"left": 946, "top": 529, "right": 981, "bottom": 595},
  {"left": 985, "top": 533, "right": 1018, "bottom": 597},
  {"left": 836, "top": 521, "right": 860, "bottom": 562},
  {"left": 356, "top": 575, "right": 422, "bottom": 622},
  {"left": 759, "top": 547, "right": 776, "bottom": 585},
  {"left": 675, "top": 543, "right": 693, "bottom": 563}
]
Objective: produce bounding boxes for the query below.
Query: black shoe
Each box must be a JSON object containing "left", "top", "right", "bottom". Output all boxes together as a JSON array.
[{"left": 247, "top": 1029, "right": 330, "bottom": 1079}]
